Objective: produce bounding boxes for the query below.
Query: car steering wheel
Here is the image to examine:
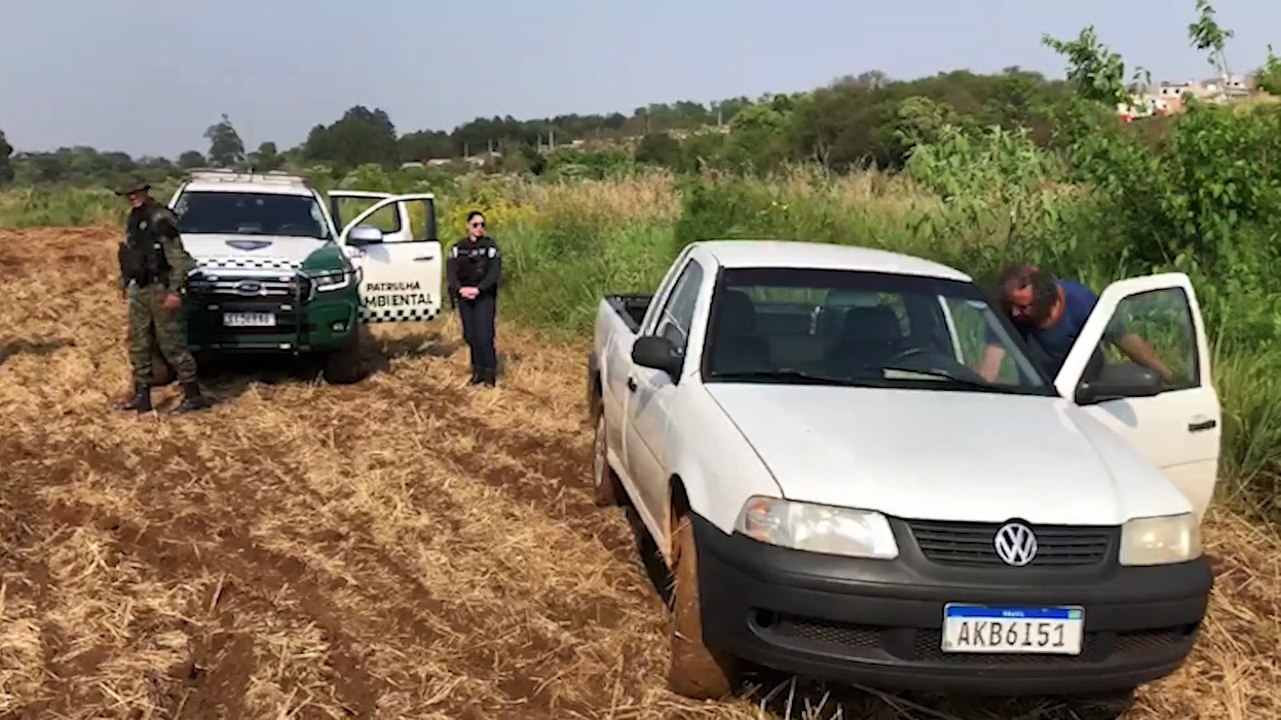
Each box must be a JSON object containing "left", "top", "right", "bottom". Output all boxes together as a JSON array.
[{"left": 883, "top": 347, "right": 934, "bottom": 366}]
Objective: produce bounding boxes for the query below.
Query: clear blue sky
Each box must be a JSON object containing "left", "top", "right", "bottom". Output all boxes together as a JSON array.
[{"left": 4, "top": 0, "right": 1277, "bottom": 158}]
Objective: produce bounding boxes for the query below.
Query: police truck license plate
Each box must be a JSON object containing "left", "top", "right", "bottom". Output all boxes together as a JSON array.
[
  {"left": 941, "top": 604, "right": 1083, "bottom": 654},
  {"left": 223, "top": 312, "right": 276, "bottom": 327}
]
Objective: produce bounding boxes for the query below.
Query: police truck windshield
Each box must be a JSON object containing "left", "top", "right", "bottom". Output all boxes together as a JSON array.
[{"left": 173, "top": 191, "right": 332, "bottom": 239}]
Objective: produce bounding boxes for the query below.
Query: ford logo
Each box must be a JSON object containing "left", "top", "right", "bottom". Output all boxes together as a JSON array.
[{"left": 235, "top": 281, "right": 263, "bottom": 296}]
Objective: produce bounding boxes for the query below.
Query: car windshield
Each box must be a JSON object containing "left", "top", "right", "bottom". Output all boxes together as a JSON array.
[
  {"left": 701, "top": 267, "right": 1054, "bottom": 396},
  {"left": 173, "top": 191, "right": 331, "bottom": 239}
]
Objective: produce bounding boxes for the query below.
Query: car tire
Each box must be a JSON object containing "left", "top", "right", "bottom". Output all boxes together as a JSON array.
[
  {"left": 666, "top": 514, "right": 740, "bottom": 700},
  {"left": 322, "top": 335, "right": 366, "bottom": 385},
  {"left": 592, "top": 411, "right": 624, "bottom": 506}
]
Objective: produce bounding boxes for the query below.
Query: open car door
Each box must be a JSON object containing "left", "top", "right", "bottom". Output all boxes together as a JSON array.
[
  {"left": 328, "top": 189, "right": 415, "bottom": 242},
  {"left": 333, "top": 192, "right": 442, "bottom": 323},
  {"left": 1053, "top": 273, "right": 1221, "bottom": 521}
]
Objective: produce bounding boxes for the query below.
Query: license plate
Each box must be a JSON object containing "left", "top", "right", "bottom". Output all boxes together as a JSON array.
[
  {"left": 941, "top": 604, "right": 1084, "bottom": 655},
  {"left": 223, "top": 312, "right": 276, "bottom": 328}
]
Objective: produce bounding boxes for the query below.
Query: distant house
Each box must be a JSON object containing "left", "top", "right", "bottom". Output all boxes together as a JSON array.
[{"left": 1119, "top": 73, "right": 1257, "bottom": 120}]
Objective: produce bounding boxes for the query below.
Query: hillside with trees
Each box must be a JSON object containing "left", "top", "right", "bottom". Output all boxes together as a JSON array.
[{"left": 0, "top": 66, "right": 1080, "bottom": 187}]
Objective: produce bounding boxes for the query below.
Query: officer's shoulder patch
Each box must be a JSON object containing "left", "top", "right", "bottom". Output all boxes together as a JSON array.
[{"left": 487, "top": 247, "right": 496, "bottom": 257}]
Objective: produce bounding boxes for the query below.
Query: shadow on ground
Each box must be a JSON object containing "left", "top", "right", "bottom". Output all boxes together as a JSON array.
[{"left": 165, "top": 329, "right": 465, "bottom": 402}]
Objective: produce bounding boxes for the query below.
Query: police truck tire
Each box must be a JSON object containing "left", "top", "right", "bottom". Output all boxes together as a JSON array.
[
  {"left": 592, "top": 412, "right": 624, "bottom": 506},
  {"left": 322, "top": 337, "right": 365, "bottom": 385},
  {"left": 667, "top": 514, "right": 740, "bottom": 700}
]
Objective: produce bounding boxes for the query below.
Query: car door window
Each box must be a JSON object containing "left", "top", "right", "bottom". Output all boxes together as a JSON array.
[
  {"left": 1078, "top": 286, "right": 1200, "bottom": 390},
  {"left": 654, "top": 260, "right": 704, "bottom": 357}
]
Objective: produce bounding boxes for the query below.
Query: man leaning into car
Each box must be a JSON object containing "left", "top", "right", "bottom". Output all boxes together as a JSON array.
[{"left": 978, "top": 264, "right": 1175, "bottom": 384}]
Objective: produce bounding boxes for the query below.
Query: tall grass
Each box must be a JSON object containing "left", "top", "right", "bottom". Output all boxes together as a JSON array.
[{"left": 2, "top": 167, "right": 1278, "bottom": 521}]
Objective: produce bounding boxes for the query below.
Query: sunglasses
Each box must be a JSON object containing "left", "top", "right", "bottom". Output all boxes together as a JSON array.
[{"left": 469, "top": 220, "right": 485, "bottom": 228}]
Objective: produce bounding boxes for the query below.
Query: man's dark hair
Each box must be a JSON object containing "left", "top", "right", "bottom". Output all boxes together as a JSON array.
[{"left": 993, "top": 264, "right": 1057, "bottom": 313}]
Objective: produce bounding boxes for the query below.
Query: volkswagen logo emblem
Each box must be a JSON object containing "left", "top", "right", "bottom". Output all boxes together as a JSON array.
[
  {"left": 234, "top": 280, "right": 263, "bottom": 296},
  {"left": 993, "top": 522, "right": 1038, "bottom": 566}
]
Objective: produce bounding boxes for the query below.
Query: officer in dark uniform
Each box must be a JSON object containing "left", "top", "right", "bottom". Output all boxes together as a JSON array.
[{"left": 445, "top": 210, "right": 502, "bottom": 387}]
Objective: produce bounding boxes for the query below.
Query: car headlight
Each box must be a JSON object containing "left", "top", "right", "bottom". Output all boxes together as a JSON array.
[
  {"left": 734, "top": 496, "right": 899, "bottom": 559},
  {"left": 1119, "top": 513, "right": 1201, "bottom": 566},
  {"left": 307, "top": 267, "right": 359, "bottom": 294}
]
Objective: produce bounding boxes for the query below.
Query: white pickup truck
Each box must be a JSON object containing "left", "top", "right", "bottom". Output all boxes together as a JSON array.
[{"left": 586, "top": 240, "right": 1219, "bottom": 714}]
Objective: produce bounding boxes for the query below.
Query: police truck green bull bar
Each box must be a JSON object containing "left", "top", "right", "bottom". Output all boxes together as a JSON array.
[{"left": 166, "top": 171, "right": 443, "bottom": 383}]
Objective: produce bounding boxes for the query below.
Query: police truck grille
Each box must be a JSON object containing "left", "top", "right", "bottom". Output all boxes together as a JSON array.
[
  {"left": 903, "top": 519, "right": 1115, "bottom": 567},
  {"left": 187, "top": 274, "right": 305, "bottom": 302}
]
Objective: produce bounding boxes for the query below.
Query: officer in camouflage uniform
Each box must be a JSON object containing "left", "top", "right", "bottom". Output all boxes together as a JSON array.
[
  {"left": 114, "top": 176, "right": 210, "bottom": 414},
  {"left": 445, "top": 210, "right": 502, "bottom": 387}
]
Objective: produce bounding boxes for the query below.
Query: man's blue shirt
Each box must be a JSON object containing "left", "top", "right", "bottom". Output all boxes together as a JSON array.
[{"left": 989, "top": 280, "right": 1124, "bottom": 379}]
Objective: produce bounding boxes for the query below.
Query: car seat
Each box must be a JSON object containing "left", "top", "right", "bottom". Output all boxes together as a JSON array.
[
  {"left": 826, "top": 305, "right": 905, "bottom": 375},
  {"left": 709, "top": 290, "right": 772, "bottom": 374}
]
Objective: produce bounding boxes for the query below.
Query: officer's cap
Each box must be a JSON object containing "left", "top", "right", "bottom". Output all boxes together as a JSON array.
[{"left": 114, "top": 175, "right": 152, "bottom": 196}]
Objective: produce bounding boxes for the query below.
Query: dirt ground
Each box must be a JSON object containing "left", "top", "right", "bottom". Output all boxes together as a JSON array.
[{"left": 1, "top": 226, "right": 1278, "bottom": 720}]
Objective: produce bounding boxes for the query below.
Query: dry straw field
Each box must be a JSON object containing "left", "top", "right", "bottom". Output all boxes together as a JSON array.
[{"left": 1, "top": 225, "right": 1279, "bottom": 720}]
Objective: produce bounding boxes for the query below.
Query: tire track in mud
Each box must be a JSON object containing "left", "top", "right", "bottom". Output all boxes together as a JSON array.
[
  {"left": 2, "top": 395, "right": 643, "bottom": 718},
  {"left": 325, "top": 378, "right": 671, "bottom": 714},
  {"left": 4, "top": 434, "right": 406, "bottom": 717},
  {"left": 361, "top": 377, "right": 646, "bottom": 570}
]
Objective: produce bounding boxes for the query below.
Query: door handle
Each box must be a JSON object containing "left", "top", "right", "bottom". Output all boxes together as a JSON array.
[
  {"left": 412, "top": 255, "right": 434, "bottom": 261},
  {"left": 1188, "top": 419, "right": 1217, "bottom": 432},
  {"left": 626, "top": 377, "right": 637, "bottom": 392}
]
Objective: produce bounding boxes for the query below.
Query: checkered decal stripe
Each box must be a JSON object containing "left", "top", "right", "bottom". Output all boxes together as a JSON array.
[
  {"left": 195, "top": 256, "right": 302, "bottom": 271},
  {"left": 360, "top": 306, "right": 441, "bottom": 322}
]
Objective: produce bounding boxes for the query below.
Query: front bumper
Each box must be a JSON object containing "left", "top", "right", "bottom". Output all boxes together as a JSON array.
[
  {"left": 691, "top": 512, "right": 1212, "bottom": 696},
  {"left": 184, "top": 273, "right": 358, "bottom": 353}
]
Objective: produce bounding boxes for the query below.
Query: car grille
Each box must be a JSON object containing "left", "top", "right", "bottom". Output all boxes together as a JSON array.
[
  {"left": 186, "top": 273, "right": 309, "bottom": 302},
  {"left": 903, "top": 519, "right": 1115, "bottom": 567}
]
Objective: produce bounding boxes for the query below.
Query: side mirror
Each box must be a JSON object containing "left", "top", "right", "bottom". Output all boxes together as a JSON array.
[
  {"left": 347, "top": 225, "right": 384, "bottom": 246},
  {"left": 1074, "top": 363, "right": 1164, "bottom": 405},
  {"left": 631, "top": 335, "right": 682, "bottom": 378}
]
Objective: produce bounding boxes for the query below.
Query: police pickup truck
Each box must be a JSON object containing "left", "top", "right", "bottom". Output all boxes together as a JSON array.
[
  {"left": 166, "top": 170, "right": 442, "bottom": 383},
  {"left": 586, "top": 240, "right": 1220, "bottom": 715}
]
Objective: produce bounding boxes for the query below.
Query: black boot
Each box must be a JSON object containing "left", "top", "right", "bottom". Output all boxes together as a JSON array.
[
  {"left": 118, "top": 382, "right": 152, "bottom": 413},
  {"left": 481, "top": 367, "right": 497, "bottom": 388},
  {"left": 468, "top": 367, "right": 483, "bottom": 385},
  {"left": 170, "top": 381, "right": 211, "bottom": 414}
]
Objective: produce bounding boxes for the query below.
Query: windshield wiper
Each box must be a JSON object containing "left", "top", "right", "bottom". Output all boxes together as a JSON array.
[
  {"left": 711, "top": 368, "right": 864, "bottom": 386},
  {"left": 878, "top": 366, "right": 1022, "bottom": 393}
]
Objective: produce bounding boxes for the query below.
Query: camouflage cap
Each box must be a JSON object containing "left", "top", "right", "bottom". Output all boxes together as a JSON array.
[{"left": 114, "top": 175, "right": 152, "bottom": 196}]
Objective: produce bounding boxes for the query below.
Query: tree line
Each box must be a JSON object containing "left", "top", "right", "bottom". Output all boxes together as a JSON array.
[
  {"left": 0, "top": 68, "right": 1072, "bottom": 186},
  {"left": 2, "top": 4, "right": 1279, "bottom": 189}
]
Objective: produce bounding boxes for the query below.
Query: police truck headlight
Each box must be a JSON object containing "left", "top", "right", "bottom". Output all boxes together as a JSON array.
[
  {"left": 307, "top": 269, "right": 357, "bottom": 293},
  {"left": 1119, "top": 513, "right": 1201, "bottom": 566},
  {"left": 734, "top": 496, "right": 899, "bottom": 559}
]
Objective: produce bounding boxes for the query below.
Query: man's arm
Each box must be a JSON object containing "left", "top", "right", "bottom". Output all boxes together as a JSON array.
[
  {"left": 1115, "top": 332, "right": 1175, "bottom": 383},
  {"left": 1097, "top": 313, "right": 1175, "bottom": 382},
  {"left": 117, "top": 242, "right": 130, "bottom": 294},
  {"left": 153, "top": 208, "right": 190, "bottom": 292},
  {"left": 977, "top": 343, "right": 1006, "bottom": 382},
  {"left": 476, "top": 240, "right": 502, "bottom": 292}
]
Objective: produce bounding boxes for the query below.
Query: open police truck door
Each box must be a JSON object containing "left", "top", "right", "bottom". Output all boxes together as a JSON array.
[{"left": 331, "top": 192, "right": 442, "bottom": 323}]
